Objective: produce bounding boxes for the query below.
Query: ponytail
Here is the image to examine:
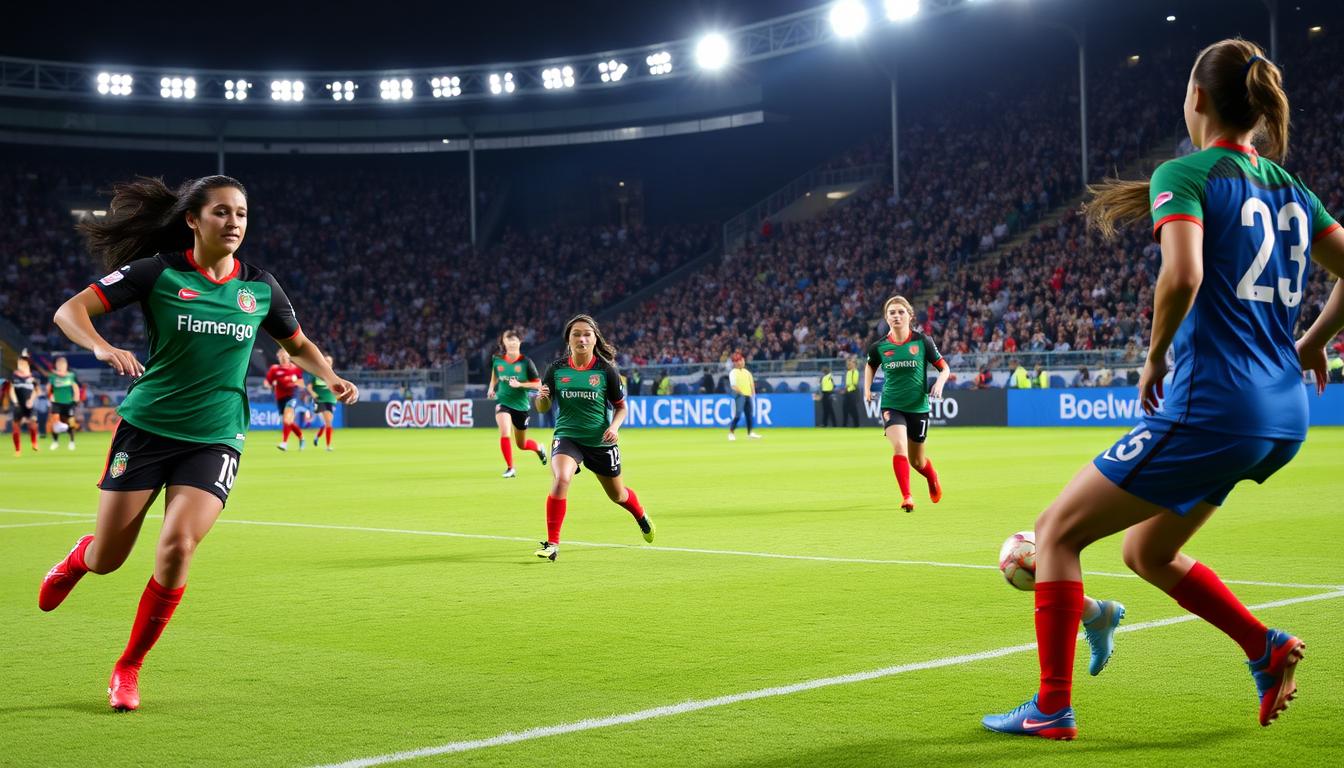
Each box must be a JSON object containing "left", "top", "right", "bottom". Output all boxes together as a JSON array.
[
  {"left": 78, "top": 175, "right": 247, "bottom": 270},
  {"left": 1244, "top": 55, "right": 1290, "bottom": 161},
  {"left": 1084, "top": 178, "right": 1152, "bottom": 240}
]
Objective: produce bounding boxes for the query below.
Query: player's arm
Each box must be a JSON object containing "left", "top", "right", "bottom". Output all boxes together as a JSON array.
[
  {"left": 603, "top": 363, "right": 627, "bottom": 444},
  {"left": 1295, "top": 227, "right": 1344, "bottom": 392},
  {"left": 53, "top": 289, "right": 144, "bottom": 377},
  {"left": 535, "top": 363, "right": 556, "bottom": 413},
  {"left": 924, "top": 335, "right": 951, "bottom": 398},
  {"left": 863, "top": 343, "right": 880, "bottom": 402},
  {"left": 487, "top": 369, "right": 498, "bottom": 399},
  {"left": 511, "top": 360, "right": 543, "bottom": 390},
  {"left": 1142, "top": 220, "right": 1204, "bottom": 414}
]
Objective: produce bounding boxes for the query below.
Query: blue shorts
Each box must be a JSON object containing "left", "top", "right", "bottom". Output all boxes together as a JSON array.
[{"left": 1093, "top": 419, "right": 1300, "bottom": 515}]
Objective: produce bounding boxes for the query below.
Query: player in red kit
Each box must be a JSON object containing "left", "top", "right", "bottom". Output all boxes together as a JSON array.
[{"left": 263, "top": 349, "right": 306, "bottom": 451}]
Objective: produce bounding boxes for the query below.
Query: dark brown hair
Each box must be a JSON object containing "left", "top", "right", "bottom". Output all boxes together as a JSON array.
[
  {"left": 79, "top": 175, "right": 248, "bottom": 269},
  {"left": 1085, "top": 39, "right": 1288, "bottom": 238},
  {"left": 563, "top": 314, "right": 616, "bottom": 363},
  {"left": 497, "top": 328, "right": 521, "bottom": 356}
]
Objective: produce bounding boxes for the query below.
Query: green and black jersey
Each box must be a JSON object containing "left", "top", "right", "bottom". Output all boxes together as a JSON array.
[
  {"left": 866, "top": 331, "right": 943, "bottom": 414},
  {"left": 541, "top": 356, "right": 625, "bottom": 447},
  {"left": 90, "top": 250, "right": 300, "bottom": 451},
  {"left": 309, "top": 374, "right": 338, "bottom": 404},
  {"left": 492, "top": 354, "right": 540, "bottom": 412},
  {"left": 49, "top": 372, "right": 79, "bottom": 404}
]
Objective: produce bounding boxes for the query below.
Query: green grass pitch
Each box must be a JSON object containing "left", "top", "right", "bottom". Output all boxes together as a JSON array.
[{"left": 2, "top": 426, "right": 1341, "bottom": 767}]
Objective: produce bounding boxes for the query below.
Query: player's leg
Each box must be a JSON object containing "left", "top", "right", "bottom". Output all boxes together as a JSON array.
[
  {"left": 745, "top": 396, "right": 760, "bottom": 438},
  {"left": 39, "top": 488, "right": 159, "bottom": 611},
  {"left": 593, "top": 452, "right": 653, "bottom": 543},
  {"left": 983, "top": 464, "right": 1168, "bottom": 739},
  {"left": 11, "top": 411, "right": 20, "bottom": 455},
  {"left": 64, "top": 409, "right": 77, "bottom": 448},
  {"left": 321, "top": 409, "right": 334, "bottom": 450},
  {"left": 728, "top": 396, "right": 742, "bottom": 439},
  {"left": 109, "top": 485, "right": 223, "bottom": 711},
  {"left": 883, "top": 417, "right": 914, "bottom": 511},
  {"left": 515, "top": 422, "right": 546, "bottom": 466},
  {"left": 906, "top": 414, "right": 940, "bottom": 503},
  {"left": 25, "top": 414, "right": 38, "bottom": 450},
  {"left": 495, "top": 410, "right": 515, "bottom": 475},
  {"left": 285, "top": 405, "right": 302, "bottom": 444},
  {"left": 538, "top": 443, "right": 581, "bottom": 559}
]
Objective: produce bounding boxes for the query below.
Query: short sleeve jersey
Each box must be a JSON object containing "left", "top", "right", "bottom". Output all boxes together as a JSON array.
[
  {"left": 542, "top": 356, "right": 625, "bottom": 447},
  {"left": 90, "top": 250, "right": 300, "bottom": 450},
  {"left": 9, "top": 372, "right": 37, "bottom": 406},
  {"left": 50, "top": 372, "right": 79, "bottom": 404},
  {"left": 308, "top": 374, "right": 338, "bottom": 404},
  {"left": 492, "top": 354, "right": 540, "bottom": 412},
  {"left": 266, "top": 363, "right": 305, "bottom": 400},
  {"left": 866, "top": 330, "right": 943, "bottom": 413},
  {"left": 1148, "top": 141, "right": 1341, "bottom": 440}
]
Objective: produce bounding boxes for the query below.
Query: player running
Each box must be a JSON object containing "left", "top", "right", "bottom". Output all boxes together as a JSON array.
[
  {"left": 532, "top": 314, "right": 653, "bottom": 561},
  {"left": 8, "top": 350, "right": 40, "bottom": 455},
  {"left": 486, "top": 329, "right": 546, "bottom": 478},
  {"left": 47, "top": 356, "right": 81, "bottom": 450},
  {"left": 983, "top": 39, "right": 1344, "bottom": 739},
  {"left": 864, "top": 296, "right": 950, "bottom": 512},
  {"left": 307, "top": 355, "right": 339, "bottom": 451},
  {"left": 264, "top": 348, "right": 306, "bottom": 451},
  {"left": 39, "top": 174, "right": 358, "bottom": 711},
  {"left": 727, "top": 353, "right": 762, "bottom": 440}
]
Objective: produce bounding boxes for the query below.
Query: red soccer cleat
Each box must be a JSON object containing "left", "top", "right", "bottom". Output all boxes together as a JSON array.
[
  {"left": 928, "top": 475, "right": 942, "bottom": 504},
  {"left": 108, "top": 665, "right": 141, "bottom": 712},
  {"left": 38, "top": 535, "right": 93, "bottom": 612},
  {"left": 1250, "top": 629, "right": 1305, "bottom": 727},
  {"left": 901, "top": 495, "right": 915, "bottom": 513}
]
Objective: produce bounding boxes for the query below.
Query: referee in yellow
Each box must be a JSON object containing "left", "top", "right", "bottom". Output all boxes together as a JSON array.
[
  {"left": 728, "top": 352, "right": 762, "bottom": 441},
  {"left": 819, "top": 366, "right": 837, "bottom": 427},
  {"left": 842, "top": 356, "right": 862, "bottom": 427}
]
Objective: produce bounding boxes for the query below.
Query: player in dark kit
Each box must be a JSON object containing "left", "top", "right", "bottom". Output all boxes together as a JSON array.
[
  {"left": 47, "top": 355, "right": 81, "bottom": 450},
  {"left": 39, "top": 175, "right": 358, "bottom": 712},
  {"left": 486, "top": 329, "right": 546, "bottom": 478},
  {"left": 533, "top": 314, "right": 654, "bottom": 560},
  {"left": 8, "top": 349, "right": 40, "bottom": 455},
  {"left": 264, "top": 348, "right": 306, "bottom": 451},
  {"left": 984, "top": 39, "right": 1344, "bottom": 739},
  {"left": 864, "top": 296, "right": 949, "bottom": 512},
  {"left": 306, "top": 354, "right": 339, "bottom": 451}
]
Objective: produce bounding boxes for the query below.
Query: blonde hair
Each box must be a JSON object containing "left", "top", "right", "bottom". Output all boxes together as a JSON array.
[{"left": 883, "top": 295, "right": 914, "bottom": 317}]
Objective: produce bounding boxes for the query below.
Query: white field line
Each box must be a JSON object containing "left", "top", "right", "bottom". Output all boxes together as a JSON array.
[
  {"left": 311, "top": 589, "right": 1344, "bottom": 768},
  {"left": 0, "top": 520, "right": 93, "bottom": 530},
  {"left": 1, "top": 508, "right": 1340, "bottom": 591}
]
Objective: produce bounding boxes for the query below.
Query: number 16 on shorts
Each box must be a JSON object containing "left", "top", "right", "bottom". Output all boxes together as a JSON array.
[{"left": 1100, "top": 425, "right": 1154, "bottom": 463}]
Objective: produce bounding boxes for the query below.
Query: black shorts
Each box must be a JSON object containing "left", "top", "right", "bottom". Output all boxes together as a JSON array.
[
  {"left": 316, "top": 402, "right": 335, "bottom": 414},
  {"left": 552, "top": 436, "right": 621, "bottom": 477},
  {"left": 98, "top": 420, "right": 241, "bottom": 506},
  {"left": 12, "top": 403, "right": 34, "bottom": 420},
  {"left": 882, "top": 409, "right": 930, "bottom": 443},
  {"left": 275, "top": 395, "right": 298, "bottom": 412},
  {"left": 53, "top": 403, "right": 75, "bottom": 419},
  {"left": 497, "top": 405, "right": 530, "bottom": 431}
]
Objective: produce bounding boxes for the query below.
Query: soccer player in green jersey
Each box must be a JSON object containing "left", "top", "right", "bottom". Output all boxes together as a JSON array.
[
  {"left": 38, "top": 175, "right": 359, "bottom": 712},
  {"left": 306, "top": 354, "right": 340, "bottom": 451},
  {"left": 46, "top": 356, "right": 80, "bottom": 450},
  {"left": 864, "top": 295, "right": 950, "bottom": 512},
  {"left": 532, "top": 314, "right": 654, "bottom": 561},
  {"left": 486, "top": 329, "right": 547, "bottom": 477}
]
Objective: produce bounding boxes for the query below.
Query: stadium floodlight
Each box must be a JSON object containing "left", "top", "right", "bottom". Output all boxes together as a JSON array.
[
  {"left": 270, "top": 80, "right": 304, "bottom": 102},
  {"left": 646, "top": 51, "right": 673, "bottom": 76},
  {"left": 1166, "top": 15, "right": 1176, "bottom": 22},
  {"left": 830, "top": 0, "right": 870, "bottom": 39},
  {"left": 598, "top": 60, "right": 628, "bottom": 83},
  {"left": 327, "top": 80, "right": 356, "bottom": 101},
  {"left": 431, "top": 76, "right": 462, "bottom": 98},
  {"left": 96, "top": 72, "right": 133, "bottom": 96},
  {"left": 159, "top": 76, "right": 196, "bottom": 99},
  {"left": 884, "top": 0, "right": 920, "bottom": 22},
  {"left": 224, "top": 79, "right": 252, "bottom": 100},
  {"left": 380, "top": 78, "right": 413, "bottom": 100},
  {"left": 695, "top": 33, "right": 731, "bottom": 71},
  {"left": 489, "top": 72, "right": 515, "bottom": 95},
  {"left": 542, "top": 66, "right": 576, "bottom": 89}
]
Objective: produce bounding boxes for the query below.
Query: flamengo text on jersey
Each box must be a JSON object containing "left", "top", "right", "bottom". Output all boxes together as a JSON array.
[{"left": 176, "top": 314, "right": 255, "bottom": 341}]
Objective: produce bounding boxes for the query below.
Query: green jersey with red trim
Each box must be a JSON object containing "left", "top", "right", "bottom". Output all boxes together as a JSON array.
[
  {"left": 91, "top": 250, "right": 300, "bottom": 450},
  {"left": 492, "top": 354, "right": 540, "bottom": 412},
  {"left": 309, "top": 374, "right": 338, "bottom": 404},
  {"left": 866, "top": 330, "right": 943, "bottom": 414},
  {"left": 542, "top": 356, "right": 624, "bottom": 446}
]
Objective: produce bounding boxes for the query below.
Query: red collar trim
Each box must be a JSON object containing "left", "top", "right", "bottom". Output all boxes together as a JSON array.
[
  {"left": 503, "top": 353, "right": 522, "bottom": 363},
  {"left": 1211, "top": 139, "right": 1259, "bottom": 164},
  {"left": 887, "top": 330, "right": 913, "bottom": 345},
  {"left": 567, "top": 355, "right": 599, "bottom": 371},
  {"left": 185, "top": 249, "right": 240, "bottom": 285}
]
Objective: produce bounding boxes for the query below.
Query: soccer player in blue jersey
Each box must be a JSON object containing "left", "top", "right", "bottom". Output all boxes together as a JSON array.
[{"left": 983, "top": 38, "right": 1344, "bottom": 740}]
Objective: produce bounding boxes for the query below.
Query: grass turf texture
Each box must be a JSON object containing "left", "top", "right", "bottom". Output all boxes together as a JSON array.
[{"left": 1, "top": 426, "right": 1341, "bottom": 768}]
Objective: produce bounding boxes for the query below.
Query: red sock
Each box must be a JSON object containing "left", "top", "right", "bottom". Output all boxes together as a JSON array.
[
  {"left": 291, "top": 424, "right": 303, "bottom": 441},
  {"left": 69, "top": 535, "right": 93, "bottom": 573},
  {"left": 545, "top": 495, "right": 567, "bottom": 544},
  {"left": 117, "top": 577, "right": 185, "bottom": 669},
  {"left": 281, "top": 423, "right": 291, "bottom": 442},
  {"left": 500, "top": 437, "right": 514, "bottom": 468},
  {"left": 913, "top": 458, "right": 938, "bottom": 481},
  {"left": 29, "top": 423, "right": 37, "bottom": 448},
  {"left": 1168, "top": 562, "right": 1267, "bottom": 659},
  {"left": 618, "top": 487, "right": 646, "bottom": 520},
  {"left": 11, "top": 425, "right": 18, "bottom": 451},
  {"left": 324, "top": 425, "right": 333, "bottom": 446},
  {"left": 892, "top": 455, "right": 912, "bottom": 498},
  {"left": 523, "top": 439, "right": 540, "bottom": 452},
  {"left": 1035, "top": 580, "right": 1085, "bottom": 714}
]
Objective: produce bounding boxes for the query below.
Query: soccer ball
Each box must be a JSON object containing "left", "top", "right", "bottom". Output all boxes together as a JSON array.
[{"left": 998, "top": 530, "right": 1036, "bottom": 591}]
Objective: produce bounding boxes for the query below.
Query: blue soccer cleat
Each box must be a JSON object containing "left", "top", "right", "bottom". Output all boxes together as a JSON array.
[
  {"left": 982, "top": 695, "right": 1077, "bottom": 740},
  {"left": 1083, "top": 599, "right": 1125, "bottom": 676},
  {"left": 1249, "top": 628, "right": 1304, "bottom": 727}
]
